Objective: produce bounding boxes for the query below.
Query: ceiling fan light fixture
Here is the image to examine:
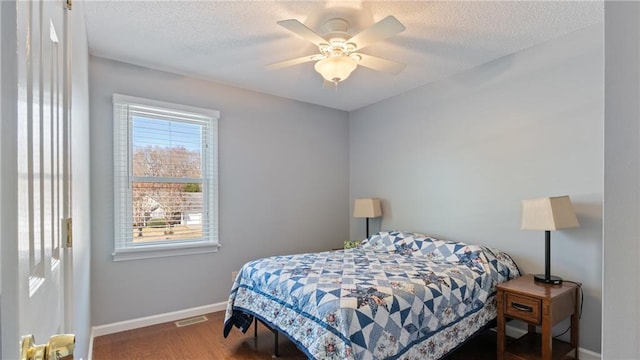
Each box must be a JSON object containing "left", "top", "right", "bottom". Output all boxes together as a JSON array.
[{"left": 314, "top": 56, "right": 358, "bottom": 84}]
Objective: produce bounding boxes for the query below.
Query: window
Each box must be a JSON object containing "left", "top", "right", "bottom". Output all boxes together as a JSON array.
[{"left": 113, "top": 94, "right": 219, "bottom": 261}]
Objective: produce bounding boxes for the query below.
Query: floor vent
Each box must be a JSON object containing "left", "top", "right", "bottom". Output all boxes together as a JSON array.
[{"left": 175, "top": 315, "right": 208, "bottom": 328}]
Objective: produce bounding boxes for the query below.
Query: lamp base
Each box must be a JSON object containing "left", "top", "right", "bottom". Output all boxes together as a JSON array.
[{"left": 533, "top": 274, "right": 563, "bottom": 285}]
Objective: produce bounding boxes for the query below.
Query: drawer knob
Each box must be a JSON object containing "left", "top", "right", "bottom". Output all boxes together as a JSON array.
[{"left": 511, "top": 302, "right": 533, "bottom": 313}]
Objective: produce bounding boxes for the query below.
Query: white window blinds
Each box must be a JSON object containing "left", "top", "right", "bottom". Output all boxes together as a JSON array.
[{"left": 113, "top": 94, "right": 219, "bottom": 261}]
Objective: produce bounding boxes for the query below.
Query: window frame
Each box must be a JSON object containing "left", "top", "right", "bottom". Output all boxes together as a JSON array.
[{"left": 112, "top": 94, "right": 219, "bottom": 261}]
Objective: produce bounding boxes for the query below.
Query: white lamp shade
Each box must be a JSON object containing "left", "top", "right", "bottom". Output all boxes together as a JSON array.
[
  {"left": 353, "top": 198, "right": 382, "bottom": 218},
  {"left": 314, "top": 56, "right": 358, "bottom": 83},
  {"left": 521, "top": 195, "right": 579, "bottom": 231}
]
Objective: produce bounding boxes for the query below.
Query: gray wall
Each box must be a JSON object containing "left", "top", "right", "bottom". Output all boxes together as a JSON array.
[
  {"left": 349, "top": 24, "right": 603, "bottom": 353},
  {"left": 0, "top": 2, "right": 18, "bottom": 358},
  {"left": 89, "top": 56, "right": 349, "bottom": 325},
  {"left": 70, "top": 2, "right": 92, "bottom": 358},
  {"left": 603, "top": 2, "right": 640, "bottom": 358}
]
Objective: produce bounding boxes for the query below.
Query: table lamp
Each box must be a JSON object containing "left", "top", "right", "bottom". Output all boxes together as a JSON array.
[
  {"left": 353, "top": 198, "right": 382, "bottom": 238},
  {"left": 521, "top": 195, "right": 579, "bottom": 285}
]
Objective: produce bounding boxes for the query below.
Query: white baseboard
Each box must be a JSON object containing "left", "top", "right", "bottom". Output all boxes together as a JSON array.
[
  {"left": 505, "top": 325, "right": 601, "bottom": 360},
  {"left": 91, "top": 301, "right": 227, "bottom": 338}
]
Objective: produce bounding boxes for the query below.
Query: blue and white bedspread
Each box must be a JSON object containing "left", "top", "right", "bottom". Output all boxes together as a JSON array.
[{"left": 224, "top": 231, "right": 520, "bottom": 360}]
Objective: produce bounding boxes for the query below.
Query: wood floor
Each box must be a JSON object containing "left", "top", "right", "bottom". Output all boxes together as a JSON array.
[{"left": 92, "top": 311, "right": 502, "bottom": 359}]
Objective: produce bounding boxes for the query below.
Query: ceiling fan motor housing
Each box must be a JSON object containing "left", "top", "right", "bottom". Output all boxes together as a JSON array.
[{"left": 322, "top": 18, "right": 356, "bottom": 53}]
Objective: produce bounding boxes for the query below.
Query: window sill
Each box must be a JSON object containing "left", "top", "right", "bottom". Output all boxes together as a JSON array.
[{"left": 113, "top": 241, "right": 220, "bottom": 261}]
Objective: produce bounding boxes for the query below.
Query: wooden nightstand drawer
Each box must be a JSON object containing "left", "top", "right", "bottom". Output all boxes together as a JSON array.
[{"left": 504, "top": 293, "right": 541, "bottom": 324}]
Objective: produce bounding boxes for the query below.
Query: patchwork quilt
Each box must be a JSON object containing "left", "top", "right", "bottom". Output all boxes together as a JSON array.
[{"left": 224, "top": 231, "right": 520, "bottom": 360}]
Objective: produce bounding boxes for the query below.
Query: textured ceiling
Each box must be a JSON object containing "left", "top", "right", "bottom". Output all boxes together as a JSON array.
[{"left": 83, "top": 1, "right": 603, "bottom": 111}]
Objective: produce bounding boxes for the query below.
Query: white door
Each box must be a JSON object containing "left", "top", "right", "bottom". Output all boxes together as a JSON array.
[{"left": 1, "top": 0, "right": 73, "bottom": 358}]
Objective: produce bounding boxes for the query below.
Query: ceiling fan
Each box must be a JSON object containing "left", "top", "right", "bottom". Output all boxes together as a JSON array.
[{"left": 267, "top": 15, "right": 406, "bottom": 86}]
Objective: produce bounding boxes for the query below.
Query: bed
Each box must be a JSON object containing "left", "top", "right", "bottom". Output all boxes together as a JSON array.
[{"left": 224, "top": 231, "right": 520, "bottom": 359}]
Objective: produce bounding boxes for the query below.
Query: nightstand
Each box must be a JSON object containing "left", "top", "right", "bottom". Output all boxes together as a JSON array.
[{"left": 496, "top": 274, "right": 580, "bottom": 360}]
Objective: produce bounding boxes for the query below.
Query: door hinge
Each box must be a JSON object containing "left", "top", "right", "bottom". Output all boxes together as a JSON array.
[
  {"left": 62, "top": 218, "right": 73, "bottom": 248},
  {"left": 66, "top": 0, "right": 72, "bottom": 10}
]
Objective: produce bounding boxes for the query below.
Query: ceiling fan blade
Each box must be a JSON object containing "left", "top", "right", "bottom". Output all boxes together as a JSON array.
[
  {"left": 277, "top": 19, "right": 328, "bottom": 47},
  {"left": 355, "top": 53, "right": 406, "bottom": 75},
  {"left": 266, "top": 55, "right": 317, "bottom": 70},
  {"left": 347, "top": 16, "right": 405, "bottom": 51}
]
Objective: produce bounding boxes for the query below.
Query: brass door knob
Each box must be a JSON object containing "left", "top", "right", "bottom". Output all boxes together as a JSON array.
[{"left": 20, "top": 334, "right": 75, "bottom": 360}]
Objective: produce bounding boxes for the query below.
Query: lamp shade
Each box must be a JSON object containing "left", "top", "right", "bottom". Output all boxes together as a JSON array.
[
  {"left": 353, "top": 198, "right": 382, "bottom": 218},
  {"left": 314, "top": 56, "right": 358, "bottom": 83},
  {"left": 521, "top": 195, "right": 579, "bottom": 231}
]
